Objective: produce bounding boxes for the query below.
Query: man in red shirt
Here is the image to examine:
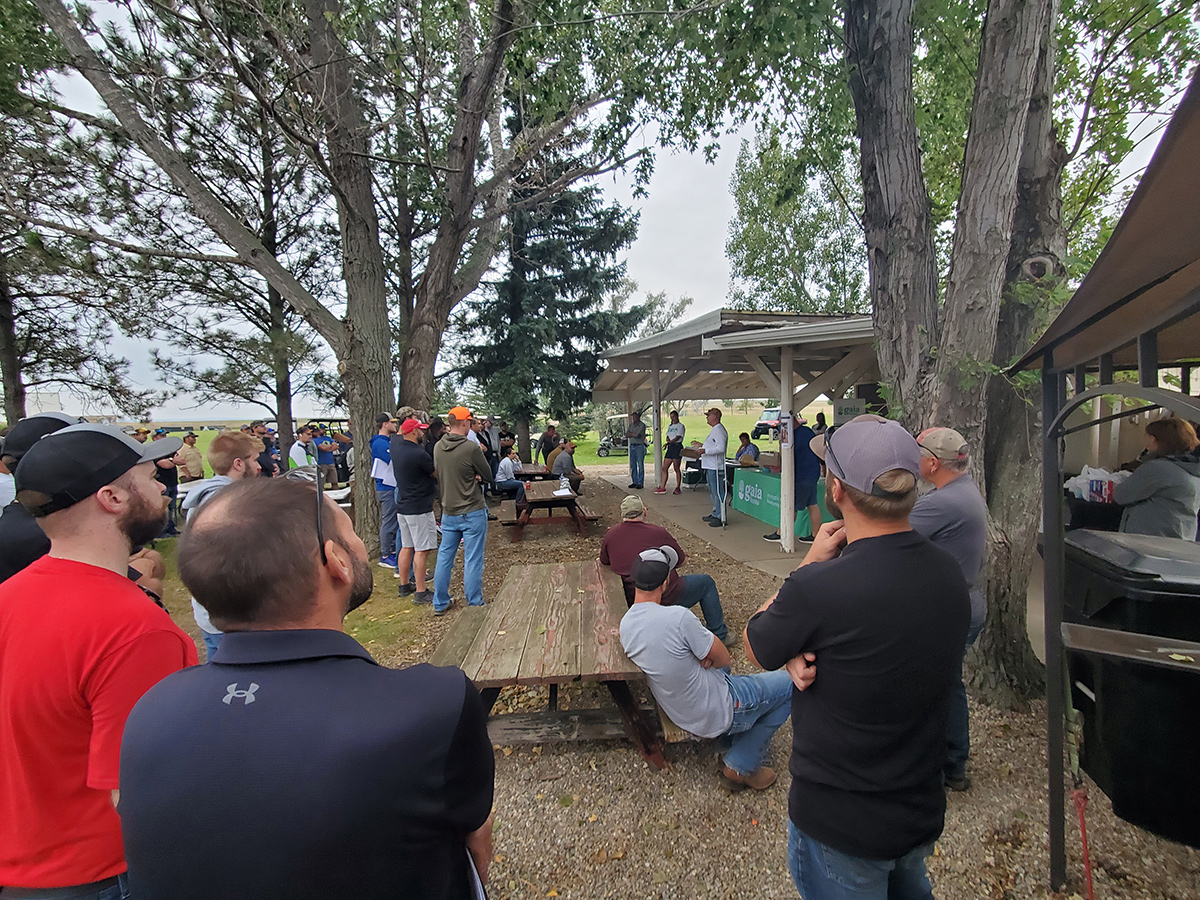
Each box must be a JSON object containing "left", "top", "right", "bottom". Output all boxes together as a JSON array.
[
  {"left": 0, "top": 424, "right": 198, "bottom": 897},
  {"left": 599, "top": 494, "right": 730, "bottom": 646}
]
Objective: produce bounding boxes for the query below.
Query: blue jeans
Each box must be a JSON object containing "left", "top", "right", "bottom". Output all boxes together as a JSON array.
[
  {"left": 706, "top": 468, "right": 724, "bottom": 520},
  {"left": 203, "top": 630, "right": 223, "bottom": 663},
  {"left": 788, "top": 821, "right": 934, "bottom": 900},
  {"left": 945, "top": 621, "right": 983, "bottom": 779},
  {"left": 493, "top": 479, "right": 526, "bottom": 503},
  {"left": 15, "top": 874, "right": 131, "bottom": 900},
  {"left": 377, "top": 488, "right": 398, "bottom": 558},
  {"left": 433, "top": 508, "right": 488, "bottom": 612},
  {"left": 629, "top": 443, "right": 646, "bottom": 485},
  {"left": 676, "top": 573, "right": 727, "bottom": 640},
  {"left": 722, "top": 670, "right": 793, "bottom": 775}
]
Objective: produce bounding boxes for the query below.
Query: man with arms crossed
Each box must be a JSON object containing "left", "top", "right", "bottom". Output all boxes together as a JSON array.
[
  {"left": 745, "top": 418, "right": 970, "bottom": 900},
  {"left": 911, "top": 426, "right": 989, "bottom": 792},
  {"left": 0, "top": 425, "right": 197, "bottom": 898},
  {"left": 620, "top": 547, "right": 792, "bottom": 791},
  {"left": 371, "top": 412, "right": 400, "bottom": 570},
  {"left": 392, "top": 416, "right": 438, "bottom": 604},
  {"left": 119, "top": 478, "right": 494, "bottom": 900}
]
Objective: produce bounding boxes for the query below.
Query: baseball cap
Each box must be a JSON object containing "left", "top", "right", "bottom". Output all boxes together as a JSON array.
[
  {"left": 183, "top": 431, "right": 199, "bottom": 439},
  {"left": 400, "top": 417, "right": 428, "bottom": 434},
  {"left": 916, "top": 427, "right": 968, "bottom": 462},
  {"left": 630, "top": 546, "right": 680, "bottom": 591},
  {"left": 249, "top": 420, "right": 266, "bottom": 428},
  {"left": 705, "top": 407, "right": 722, "bottom": 416},
  {"left": 153, "top": 428, "right": 171, "bottom": 436},
  {"left": 447, "top": 406, "right": 472, "bottom": 422},
  {"left": 1, "top": 413, "right": 79, "bottom": 465},
  {"left": 15, "top": 424, "right": 183, "bottom": 516},
  {"left": 809, "top": 418, "right": 921, "bottom": 496},
  {"left": 375, "top": 412, "right": 396, "bottom": 426},
  {"left": 621, "top": 495, "right": 645, "bottom": 518}
]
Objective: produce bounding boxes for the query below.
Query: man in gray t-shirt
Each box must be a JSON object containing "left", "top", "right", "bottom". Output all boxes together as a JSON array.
[
  {"left": 619, "top": 547, "right": 792, "bottom": 792},
  {"left": 912, "top": 426, "right": 989, "bottom": 791}
]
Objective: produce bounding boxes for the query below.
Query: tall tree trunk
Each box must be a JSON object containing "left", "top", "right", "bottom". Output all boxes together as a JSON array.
[
  {"left": 304, "top": 0, "right": 393, "bottom": 552},
  {"left": 972, "top": 0, "right": 1067, "bottom": 705},
  {"left": 515, "top": 415, "right": 532, "bottom": 464},
  {"left": 845, "top": 0, "right": 940, "bottom": 427},
  {"left": 0, "top": 257, "right": 26, "bottom": 423},
  {"left": 260, "top": 121, "right": 296, "bottom": 458},
  {"left": 931, "top": 0, "right": 1051, "bottom": 441}
]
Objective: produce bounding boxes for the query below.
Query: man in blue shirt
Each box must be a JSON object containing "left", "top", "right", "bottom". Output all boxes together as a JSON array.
[
  {"left": 764, "top": 415, "right": 822, "bottom": 543},
  {"left": 313, "top": 426, "right": 338, "bottom": 488},
  {"left": 370, "top": 413, "right": 399, "bottom": 569},
  {"left": 119, "top": 477, "right": 495, "bottom": 900}
]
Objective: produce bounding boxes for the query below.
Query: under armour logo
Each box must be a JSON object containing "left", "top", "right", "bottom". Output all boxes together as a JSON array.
[{"left": 223, "top": 682, "right": 259, "bottom": 705}]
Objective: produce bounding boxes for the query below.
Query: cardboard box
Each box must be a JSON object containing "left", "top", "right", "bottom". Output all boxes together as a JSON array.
[
  {"left": 680, "top": 447, "right": 703, "bottom": 459},
  {"left": 757, "top": 451, "right": 781, "bottom": 468}
]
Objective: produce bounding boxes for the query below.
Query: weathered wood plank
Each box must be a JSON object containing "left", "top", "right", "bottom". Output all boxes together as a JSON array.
[
  {"left": 657, "top": 704, "right": 703, "bottom": 744},
  {"left": 574, "top": 504, "right": 601, "bottom": 522},
  {"left": 487, "top": 706, "right": 657, "bottom": 744},
  {"left": 497, "top": 500, "right": 519, "bottom": 524},
  {"left": 429, "top": 605, "right": 490, "bottom": 671},
  {"left": 579, "top": 562, "right": 640, "bottom": 680},
  {"left": 605, "top": 680, "right": 668, "bottom": 770},
  {"left": 517, "top": 562, "right": 581, "bottom": 685},
  {"left": 465, "top": 566, "right": 542, "bottom": 686},
  {"left": 458, "top": 566, "right": 538, "bottom": 686}
]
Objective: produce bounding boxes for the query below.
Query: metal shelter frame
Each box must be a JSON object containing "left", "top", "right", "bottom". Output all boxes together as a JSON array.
[
  {"left": 1015, "top": 66, "right": 1200, "bottom": 889},
  {"left": 594, "top": 310, "right": 877, "bottom": 554}
]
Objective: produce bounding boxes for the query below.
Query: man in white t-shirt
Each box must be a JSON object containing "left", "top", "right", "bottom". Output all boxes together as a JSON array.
[
  {"left": 691, "top": 407, "right": 728, "bottom": 527},
  {"left": 619, "top": 547, "right": 792, "bottom": 791},
  {"left": 288, "top": 425, "right": 315, "bottom": 469}
]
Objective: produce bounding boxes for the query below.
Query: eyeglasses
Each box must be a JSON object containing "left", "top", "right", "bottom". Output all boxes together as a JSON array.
[{"left": 283, "top": 466, "right": 327, "bottom": 565}]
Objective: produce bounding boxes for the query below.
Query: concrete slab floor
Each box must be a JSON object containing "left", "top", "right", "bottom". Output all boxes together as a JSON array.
[{"left": 599, "top": 473, "right": 807, "bottom": 582}]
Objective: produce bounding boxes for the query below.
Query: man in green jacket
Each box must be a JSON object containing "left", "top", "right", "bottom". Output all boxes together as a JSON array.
[{"left": 432, "top": 406, "right": 493, "bottom": 616}]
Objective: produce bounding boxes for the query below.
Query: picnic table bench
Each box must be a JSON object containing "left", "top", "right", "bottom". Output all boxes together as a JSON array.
[
  {"left": 429, "top": 560, "right": 668, "bottom": 769},
  {"left": 495, "top": 481, "right": 598, "bottom": 541}
]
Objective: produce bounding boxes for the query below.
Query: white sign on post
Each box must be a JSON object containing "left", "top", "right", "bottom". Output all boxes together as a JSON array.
[
  {"left": 778, "top": 413, "right": 792, "bottom": 449},
  {"left": 833, "top": 399, "right": 866, "bottom": 425}
]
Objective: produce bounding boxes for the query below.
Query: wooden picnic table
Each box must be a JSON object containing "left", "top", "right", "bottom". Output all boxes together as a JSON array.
[
  {"left": 494, "top": 480, "right": 596, "bottom": 542},
  {"left": 517, "top": 462, "right": 557, "bottom": 480},
  {"left": 429, "top": 560, "right": 667, "bottom": 769}
]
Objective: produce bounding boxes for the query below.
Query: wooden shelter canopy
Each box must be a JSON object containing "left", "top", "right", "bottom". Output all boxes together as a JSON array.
[
  {"left": 1015, "top": 68, "right": 1200, "bottom": 373},
  {"left": 594, "top": 310, "right": 877, "bottom": 403}
]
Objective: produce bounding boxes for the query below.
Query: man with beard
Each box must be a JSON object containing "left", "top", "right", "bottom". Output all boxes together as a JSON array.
[
  {"left": 118, "top": 478, "right": 495, "bottom": 900},
  {"left": 0, "top": 424, "right": 197, "bottom": 897}
]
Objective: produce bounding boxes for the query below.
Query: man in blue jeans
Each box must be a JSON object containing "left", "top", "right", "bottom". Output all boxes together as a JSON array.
[
  {"left": 910, "top": 426, "right": 989, "bottom": 792},
  {"left": 625, "top": 411, "right": 647, "bottom": 489},
  {"left": 600, "top": 494, "right": 730, "bottom": 646},
  {"left": 432, "top": 406, "right": 493, "bottom": 616},
  {"left": 619, "top": 547, "right": 792, "bottom": 791},
  {"left": 745, "top": 418, "right": 970, "bottom": 899}
]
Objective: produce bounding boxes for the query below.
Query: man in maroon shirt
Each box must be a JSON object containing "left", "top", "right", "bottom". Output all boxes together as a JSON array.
[{"left": 599, "top": 494, "right": 729, "bottom": 645}]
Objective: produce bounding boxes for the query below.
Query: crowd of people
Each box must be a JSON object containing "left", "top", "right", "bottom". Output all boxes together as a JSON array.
[{"left": 4, "top": 396, "right": 1197, "bottom": 900}]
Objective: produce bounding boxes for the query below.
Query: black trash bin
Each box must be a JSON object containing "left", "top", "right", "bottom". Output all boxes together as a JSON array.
[{"left": 1063, "top": 530, "right": 1200, "bottom": 848}]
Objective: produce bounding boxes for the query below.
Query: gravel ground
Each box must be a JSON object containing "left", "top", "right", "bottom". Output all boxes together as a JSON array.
[
  {"left": 417, "top": 472, "right": 1198, "bottom": 900},
  {"left": 161, "top": 467, "right": 1200, "bottom": 899}
]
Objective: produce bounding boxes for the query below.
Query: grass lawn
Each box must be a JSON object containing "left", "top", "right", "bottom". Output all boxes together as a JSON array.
[{"left": 567, "top": 412, "right": 773, "bottom": 466}]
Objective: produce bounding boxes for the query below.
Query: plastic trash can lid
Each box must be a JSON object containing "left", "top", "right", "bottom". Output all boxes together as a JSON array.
[{"left": 1064, "top": 530, "right": 1200, "bottom": 591}]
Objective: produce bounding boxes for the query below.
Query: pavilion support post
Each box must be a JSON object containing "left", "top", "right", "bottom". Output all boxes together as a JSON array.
[
  {"left": 1182, "top": 365, "right": 1192, "bottom": 396},
  {"left": 650, "top": 358, "right": 663, "bottom": 490},
  {"left": 1073, "top": 365, "right": 1087, "bottom": 396},
  {"left": 1042, "top": 355, "right": 1067, "bottom": 891},
  {"left": 1138, "top": 332, "right": 1158, "bottom": 388},
  {"left": 1098, "top": 353, "right": 1114, "bottom": 385},
  {"left": 780, "top": 344, "right": 795, "bottom": 554}
]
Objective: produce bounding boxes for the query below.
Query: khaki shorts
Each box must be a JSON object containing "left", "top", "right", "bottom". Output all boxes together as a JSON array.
[{"left": 397, "top": 511, "right": 438, "bottom": 551}]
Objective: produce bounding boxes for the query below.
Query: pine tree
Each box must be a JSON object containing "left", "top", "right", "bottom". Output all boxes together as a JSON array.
[{"left": 457, "top": 164, "right": 644, "bottom": 459}]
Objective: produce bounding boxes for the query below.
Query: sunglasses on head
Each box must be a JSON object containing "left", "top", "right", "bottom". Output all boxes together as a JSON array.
[{"left": 283, "top": 466, "right": 327, "bottom": 565}]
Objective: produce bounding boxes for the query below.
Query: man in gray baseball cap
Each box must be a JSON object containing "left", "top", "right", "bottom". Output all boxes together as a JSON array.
[{"left": 744, "top": 417, "right": 971, "bottom": 898}]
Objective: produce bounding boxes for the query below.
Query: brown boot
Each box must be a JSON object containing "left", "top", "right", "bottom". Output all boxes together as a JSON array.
[{"left": 719, "top": 764, "right": 777, "bottom": 792}]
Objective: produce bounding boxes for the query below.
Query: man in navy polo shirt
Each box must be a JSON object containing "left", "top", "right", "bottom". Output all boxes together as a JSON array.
[{"left": 119, "top": 478, "right": 495, "bottom": 900}]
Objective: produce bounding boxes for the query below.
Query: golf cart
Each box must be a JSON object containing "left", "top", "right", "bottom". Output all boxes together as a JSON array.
[{"left": 596, "top": 414, "right": 652, "bottom": 458}]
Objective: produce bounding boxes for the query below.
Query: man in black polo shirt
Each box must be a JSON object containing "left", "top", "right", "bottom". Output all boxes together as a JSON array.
[
  {"left": 745, "top": 418, "right": 969, "bottom": 900},
  {"left": 119, "top": 478, "right": 494, "bottom": 900},
  {"left": 390, "top": 416, "right": 438, "bottom": 602}
]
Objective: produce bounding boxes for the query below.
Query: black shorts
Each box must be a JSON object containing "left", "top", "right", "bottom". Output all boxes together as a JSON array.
[{"left": 664, "top": 443, "right": 682, "bottom": 460}]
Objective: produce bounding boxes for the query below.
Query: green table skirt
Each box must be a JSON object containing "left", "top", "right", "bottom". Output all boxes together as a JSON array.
[{"left": 732, "top": 468, "right": 828, "bottom": 536}]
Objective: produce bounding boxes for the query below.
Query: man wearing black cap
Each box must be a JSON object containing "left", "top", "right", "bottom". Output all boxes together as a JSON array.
[
  {"left": 620, "top": 546, "right": 793, "bottom": 792},
  {"left": 744, "top": 418, "right": 970, "bottom": 899},
  {"left": 251, "top": 421, "right": 277, "bottom": 476},
  {"left": 151, "top": 429, "right": 181, "bottom": 536},
  {"left": 0, "top": 412, "right": 80, "bottom": 583},
  {"left": 0, "top": 424, "right": 198, "bottom": 896}
]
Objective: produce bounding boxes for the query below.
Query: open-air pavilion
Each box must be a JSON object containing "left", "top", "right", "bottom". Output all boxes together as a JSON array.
[
  {"left": 1013, "top": 66, "right": 1200, "bottom": 888},
  {"left": 594, "top": 310, "right": 878, "bottom": 554}
]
